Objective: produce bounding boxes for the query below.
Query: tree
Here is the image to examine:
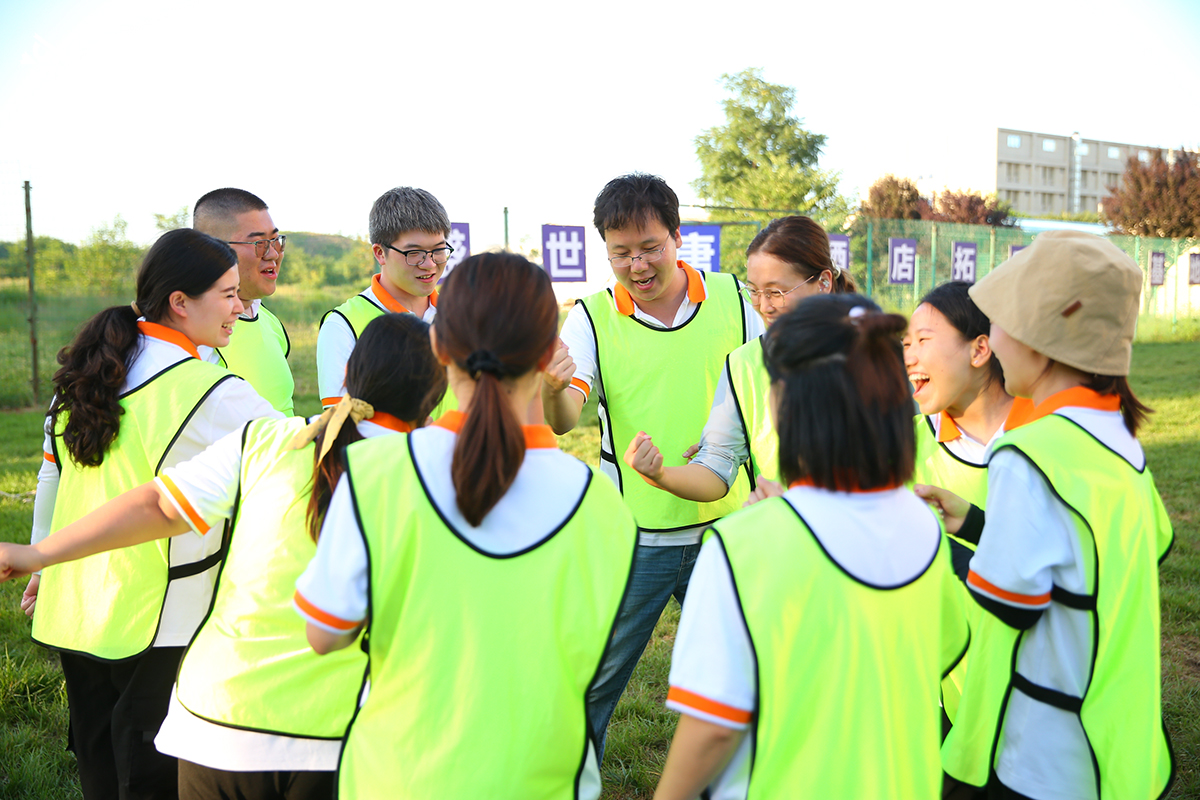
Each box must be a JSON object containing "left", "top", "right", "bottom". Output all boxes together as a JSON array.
[
  {"left": 860, "top": 175, "right": 931, "bottom": 221},
  {"left": 1101, "top": 149, "right": 1200, "bottom": 238},
  {"left": 76, "top": 216, "right": 145, "bottom": 294},
  {"left": 933, "top": 189, "right": 1013, "bottom": 227},
  {"left": 859, "top": 176, "right": 1013, "bottom": 226},
  {"left": 693, "top": 69, "right": 851, "bottom": 278},
  {"left": 154, "top": 206, "right": 190, "bottom": 233}
]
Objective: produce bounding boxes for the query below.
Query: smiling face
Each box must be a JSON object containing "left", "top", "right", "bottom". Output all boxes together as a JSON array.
[
  {"left": 171, "top": 265, "right": 244, "bottom": 347},
  {"left": 227, "top": 209, "right": 282, "bottom": 302},
  {"left": 374, "top": 229, "right": 447, "bottom": 307},
  {"left": 903, "top": 303, "right": 988, "bottom": 416},
  {"left": 745, "top": 251, "right": 827, "bottom": 326},
  {"left": 605, "top": 220, "right": 683, "bottom": 306}
]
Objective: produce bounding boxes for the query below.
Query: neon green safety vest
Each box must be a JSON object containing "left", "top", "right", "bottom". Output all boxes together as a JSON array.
[
  {"left": 710, "top": 496, "right": 965, "bottom": 799},
  {"left": 338, "top": 435, "right": 637, "bottom": 799},
  {"left": 912, "top": 414, "right": 990, "bottom": 723},
  {"left": 216, "top": 303, "right": 294, "bottom": 416},
  {"left": 579, "top": 271, "right": 749, "bottom": 531},
  {"left": 942, "top": 414, "right": 1175, "bottom": 796},
  {"left": 725, "top": 335, "right": 775, "bottom": 488},
  {"left": 175, "top": 417, "right": 369, "bottom": 738},
  {"left": 321, "top": 292, "right": 457, "bottom": 417},
  {"left": 33, "top": 359, "right": 236, "bottom": 660}
]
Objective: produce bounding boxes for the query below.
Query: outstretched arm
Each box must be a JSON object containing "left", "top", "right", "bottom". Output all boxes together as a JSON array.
[{"left": 0, "top": 483, "right": 188, "bottom": 582}]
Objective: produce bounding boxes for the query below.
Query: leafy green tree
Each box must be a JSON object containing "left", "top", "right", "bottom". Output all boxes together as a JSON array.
[
  {"left": 75, "top": 216, "right": 145, "bottom": 295},
  {"left": 154, "top": 206, "right": 190, "bottom": 233},
  {"left": 693, "top": 68, "right": 850, "bottom": 279}
]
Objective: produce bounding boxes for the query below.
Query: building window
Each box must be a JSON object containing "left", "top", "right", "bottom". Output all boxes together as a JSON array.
[
  {"left": 1138, "top": 150, "right": 1150, "bottom": 163},
  {"left": 1107, "top": 146, "right": 1120, "bottom": 159},
  {"left": 1043, "top": 139, "right": 1057, "bottom": 152},
  {"left": 1007, "top": 134, "right": 1022, "bottom": 148},
  {"left": 1078, "top": 143, "right": 1089, "bottom": 155}
]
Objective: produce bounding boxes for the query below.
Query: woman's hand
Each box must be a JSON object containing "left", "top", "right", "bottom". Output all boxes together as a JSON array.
[
  {"left": 913, "top": 484, "right": 969, "bottom": 534},
  {"left": 744, "top": 477, "right": 785, "bottom": 506},
  {"left": 21, "top": 574, "right": 39, "bottom": 619},
  {"left": 625, "top": 432, "right": 666, "bottom": 485}
]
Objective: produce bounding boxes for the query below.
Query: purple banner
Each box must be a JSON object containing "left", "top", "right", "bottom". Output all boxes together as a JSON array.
[
  {"left": 678, "top": 225, "right": 721, "bottom": 272},
  {"left": 1009, "top": 244, "right": 1027, "bottom": 259},
  {"left": 951, "top": 242, "right": 977, "bottom": 284},
  {"left": 888, "top": 238, "right": 917, "bottom": 284},
  {"left": 541, "top": 225, "right": 587, "bottom": 282},
  {"left": 441, "top": 222, "right": 470, "bottom": 283},
  {"left": 1150, "top": 252, "right": 1165, "bottom": 287},
  {"left": 828, "top": 234, "right": 850, "bottom": 275},
  {"left": 1190, "top": 253, "right": 1200, "bottom": 285}
]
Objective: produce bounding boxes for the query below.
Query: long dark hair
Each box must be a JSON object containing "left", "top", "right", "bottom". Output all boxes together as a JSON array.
[
  {"left": 306, "top": 313, "right": 448, "bottom": 542},
  {"left": 48, "top": 229, "right": 236, "bottom": 467},
  {"left": 919, "top": 281, "right": 1004, "bottom": 388},
  {"left": 764, "top": 294, "right": 913, "bottom": 489},
  {"left": 433, "top": 252, "right": 558, "bottom": 526},
  {"left": 747, "top": 216, "right": 857, "bottom": 293}
]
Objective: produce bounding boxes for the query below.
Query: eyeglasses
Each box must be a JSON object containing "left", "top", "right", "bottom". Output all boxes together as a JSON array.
[
  {"left": 227, "top": 234, "right": 286, "bottom": 258},
  {"left": 741, "top": 274, "right": 817, "bottom": 305},
  {"left": 607, "top": 241, "right": 669, "bottom": 270},
  {"left": 385, "top": 244, "right": 455, "bottom": 267}
]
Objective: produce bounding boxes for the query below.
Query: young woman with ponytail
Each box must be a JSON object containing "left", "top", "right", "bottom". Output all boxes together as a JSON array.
[
  {"left": 625, "top": 215, "right": 855, "bottom": 503},
  {"left": 297, "top": 252, "right": 638, "bottom": 799},
  {"left": 654, "top": 294, "right": 968, "bottom": 800},
  {"left": 19, "top": 228, "right": 279, "bottom": 798},
  {"left": 1, "top": 313, "right": 444, "bottom": 799}
]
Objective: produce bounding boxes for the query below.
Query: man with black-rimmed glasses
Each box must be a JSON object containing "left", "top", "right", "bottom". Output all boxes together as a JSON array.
[
  {"left": 193, "top": 187, "right": 295, "bottom": 415},
  {"left": 316, "top": 186, "right": 454, "bottom": 410}
]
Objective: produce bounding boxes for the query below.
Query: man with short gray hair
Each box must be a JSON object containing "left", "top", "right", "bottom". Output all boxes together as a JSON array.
[
  {"left": 316, "top": 187, "right": 453, "bottom": 408},
  {"left": 193, "top": 188, "right": 295, "bottom": 415}
]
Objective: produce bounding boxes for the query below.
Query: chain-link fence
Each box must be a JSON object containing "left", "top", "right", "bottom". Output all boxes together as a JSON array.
[{"left": 846, "top": 219, "right": 1200, "bottom": 341}]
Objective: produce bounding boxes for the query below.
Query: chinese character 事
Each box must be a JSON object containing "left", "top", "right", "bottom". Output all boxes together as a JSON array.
[{"left": 677, "top": 231, "right": 717, "bottom": 271}]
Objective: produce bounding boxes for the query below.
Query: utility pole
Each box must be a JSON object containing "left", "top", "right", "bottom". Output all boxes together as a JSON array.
[{"left": 25, "top": 181, "right": 40, "bottom": 405}]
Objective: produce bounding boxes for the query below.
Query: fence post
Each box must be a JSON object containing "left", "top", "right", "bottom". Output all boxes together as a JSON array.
[
  {"left": 1172, "top": 239, "right": 1179, "bottom": 334},
  {"left": 929, "top": 224, "right": 937, "bottom": 286},
  {"left": 24, "top": 181, "right": 39, "bottom": 406},
  {"left": 866, "top": 221, "right": 874, "bottom": 298},
  {"left": 989, "top": 227, "right": 996, "bottom": 273}
]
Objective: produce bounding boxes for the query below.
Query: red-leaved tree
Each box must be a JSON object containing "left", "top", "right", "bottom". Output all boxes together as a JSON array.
[{"left": 1102, "top": 149, "right": 1200, "bottom": 238}]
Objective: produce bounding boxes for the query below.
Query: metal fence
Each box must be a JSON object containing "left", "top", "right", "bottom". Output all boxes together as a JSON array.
[{"left": 848, "top": 219, "right": 1200, "bottom": 339}]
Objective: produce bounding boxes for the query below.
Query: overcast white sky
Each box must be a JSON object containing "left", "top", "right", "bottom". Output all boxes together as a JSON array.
[{"left": 2, "top": 0, "right": 1198, "bottom": 282}]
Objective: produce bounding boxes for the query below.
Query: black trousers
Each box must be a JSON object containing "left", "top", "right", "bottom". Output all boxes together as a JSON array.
[
  {"left": 177, "top": 761, "right": 335, "bottom": 800},
  {"left": 59, "top": 647, "right": 184, "bottom": 800}
]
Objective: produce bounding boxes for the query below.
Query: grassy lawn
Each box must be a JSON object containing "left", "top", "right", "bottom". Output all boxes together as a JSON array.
[{"left": 0, "top": 286, "right": 1196, "bottom": 797}]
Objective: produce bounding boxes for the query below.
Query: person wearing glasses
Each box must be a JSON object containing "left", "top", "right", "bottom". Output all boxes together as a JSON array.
[
  {"left": 317, "top": 186, "right": 457, "bottom": 412},
  {"left": 193, "top": 188, "right": 295, "bottom": 416},
  {"left": 624, "top": 215, "right": 854, "bottom": 504},
  {"left": 543, "top": 173, "right": 763, "bottom": 763}
]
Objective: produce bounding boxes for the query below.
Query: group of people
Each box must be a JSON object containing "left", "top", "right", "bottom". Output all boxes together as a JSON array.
[{"left": 0, "top": 173, "right": 1175, "bottom": 800}]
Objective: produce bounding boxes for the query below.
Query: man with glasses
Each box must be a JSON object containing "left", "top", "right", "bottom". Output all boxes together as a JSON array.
[
  {"left": 317, "top": 187, "right": 454, "bottom": 409},
  {"left": 193, "top": 188, "right": 295, "bottom": 415},
  {"left": 542, "top": 173, "right": 763, "bottom": 763}
]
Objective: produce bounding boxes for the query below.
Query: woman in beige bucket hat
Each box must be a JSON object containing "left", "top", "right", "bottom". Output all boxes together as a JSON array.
[{"left": 932, "top": 230, "right": 1175, "bottom": 799}]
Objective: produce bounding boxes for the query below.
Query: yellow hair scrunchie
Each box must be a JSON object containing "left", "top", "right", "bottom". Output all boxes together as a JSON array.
[{"left": 286, "top": 394, "right": 375, "bottom": 462}]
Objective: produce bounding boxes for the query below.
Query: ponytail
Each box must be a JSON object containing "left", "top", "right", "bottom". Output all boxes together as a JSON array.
[
  {"left": 305, "top": 313, "right": 447, "bottom": 541},
  {"left": 1084, "top": 374, "right": 1152, "bottom": 436},
  {"left": 765, "top": 294, "right": 914, "bottom": 490},
  {"left": 49, "top": 306, "right": 141, "bottom": 467},
  {"left": 434, "top": 253, "right": 557, "bottom": 526}
]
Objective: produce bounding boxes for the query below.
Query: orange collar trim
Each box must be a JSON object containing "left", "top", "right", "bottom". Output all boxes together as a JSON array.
[
  {"left": 789, "top": 476, "right": 901, "bottom": 494},
  {"left": 935, "top": 411, "right": 962, "bottom": 443},
  {"left": 371, "top": 274, "right": 438, "bottom": 314},
  {"left": 137, "top": 321, "right": 200, "bottom": 360},
  {"left": 434, "top": 410, "right": 558, "bottom": 449},
  {"left": 1011, "top": 387, "right": 1121, "bottom": 430},
  {"left": 1004, "top": 397, "right": 1037, "bottom": 430},
  {"left": 612, "top": 260, "right": 705, "bottom": 317},
  {"left": 366, "top": 411, "right": 412, "bottom": 433}
]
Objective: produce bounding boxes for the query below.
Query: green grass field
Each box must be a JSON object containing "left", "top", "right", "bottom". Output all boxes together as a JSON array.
[{"left": 0, "top": 286, "right": 1197, "bottom": 797}]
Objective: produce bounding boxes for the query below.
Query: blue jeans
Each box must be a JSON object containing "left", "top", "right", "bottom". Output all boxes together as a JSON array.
[{"left": 586, "top": 542, "right": 701, "bottom": 763}]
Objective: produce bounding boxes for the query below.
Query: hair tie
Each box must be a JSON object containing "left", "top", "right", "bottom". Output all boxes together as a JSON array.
[
  {"left": 131, "top": 301, "right": 141, "bottom": 316},
  {"left": 287, "top": 395, "right": 375, "bottom": 461},
  {"left": 848, "top": 306, "right": 867, "bottom": 320},
  {"left": 465, "top": 349, "right": 506, "bottom": 379}
]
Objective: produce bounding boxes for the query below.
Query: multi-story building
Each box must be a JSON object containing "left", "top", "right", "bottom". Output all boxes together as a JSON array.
[{"left": 995, "top": 128, "right": 1162, "bottom": 216}]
